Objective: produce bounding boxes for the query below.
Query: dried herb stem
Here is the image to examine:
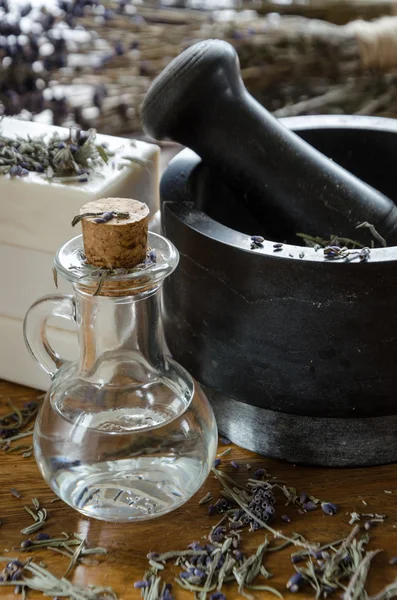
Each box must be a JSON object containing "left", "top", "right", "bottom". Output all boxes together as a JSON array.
[
  {"left": 212, "top": 468, "right": 313, "bottom": 550},
  {"left": 343, "top": 549, "right": 383, "bottom": 600}
]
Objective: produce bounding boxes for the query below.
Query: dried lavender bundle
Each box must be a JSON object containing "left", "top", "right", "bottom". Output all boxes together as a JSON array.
[
  {"left": 0, "top": 557, "right": 117, "bottom": 599},
  {"left": 2, "top": 1, "right": 397, "bottom": 136}
]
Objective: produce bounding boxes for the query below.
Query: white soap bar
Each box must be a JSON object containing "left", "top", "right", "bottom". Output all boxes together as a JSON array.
[
  {"left": 0, "top": 118, "right": 160, "bottom": 254},
  {"left": 0, "top": 315, "right": 78, "bottom": 392}
]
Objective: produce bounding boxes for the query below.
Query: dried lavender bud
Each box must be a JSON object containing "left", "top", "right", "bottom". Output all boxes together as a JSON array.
[
  {"left": 20, "top": 540, "right": 32, "bottom": 549},
  {"left": 93, "top": 211, "right": 115, "bottom": 224},
  {"left": 281, "top": 515, "right": 291, "bottom": 523},
  {"left": 220, "top": 436, "right": 231, "bottom": 444},
  {"left": 208, "top": 504, "right": 216, "bottom": 516},
  {"left": 214, "top": 458, "right": 222, "bottom": 468},
  {"left": 9, "top": 561, "right": 24, "bottom": 569},
  {"left": 291, "top": 554, "right": 305, "bottom": 564},
  {"left": 364, "top": 520, "right": 375, "bottom": 530},
  {"left": 188, "top": 542, "right": 204, "bottom": 551},
  {"left": 303, "top": 501, "right": 317, "bottom": 512},
  {"left": 180, "top": 572, "right": 191, "bottom": 580},
  {"left": 134, "top": 581, "right": 150, "bottom": 589},
  {"left": 250, "top": 235, "right": 264, "bottom": 244},
  {"left": 210, "top": 593, "right": 227, "bottom": 600},
  {"left": 299, "top": 491, "right": 308, "bottom": 504},
  {"left": 146, "top": 552, "right": 159, "bottom": 560},
  {"left": 10, "top": 488, "right": 21, "bottom": 498},
  {"left": 11, "top": 570, "right": 22, "bottom": 581},
  {"left": 254, "top": 468, "right": 265, "bottom": 479},
  {"left": 389, "top": 556, "right": 397, "bottom": 565},
  {"left": 273, "top": 242, "right": 283, "bottom": 249},
  {"left": 286, "top": 572, "right": 306, "bottom": 592},
  {"left": 233, "top": 550, "right": 243, "bottom": 561},
  {"left": 321, "top": 501, "right": 338, "bottom": 516},
  {"left": 231, "top": 461, "right": 239, "bottom": 469},
  {"left": 148, "top": 249, "right": 157, "bottom": 263},
  {"left": 35, "top": 533, "right": 52, "bottom": 540},
  {"left": 193, "top": 569, "right": 205, "bottom": 578}
]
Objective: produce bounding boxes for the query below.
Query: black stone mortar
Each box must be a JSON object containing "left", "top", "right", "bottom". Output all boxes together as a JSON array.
[{"left": 160, "top": 115, "right": 397, "bottom": 468}]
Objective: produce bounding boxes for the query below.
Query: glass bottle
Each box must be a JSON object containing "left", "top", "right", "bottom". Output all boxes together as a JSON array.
[{"left": 23, "top": 232, "right": 218, "bottom": 522}]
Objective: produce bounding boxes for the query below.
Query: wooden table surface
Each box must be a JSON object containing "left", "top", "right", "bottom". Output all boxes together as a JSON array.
[{"left": 1, "top": 378, "right": 397, "bottom": 599}]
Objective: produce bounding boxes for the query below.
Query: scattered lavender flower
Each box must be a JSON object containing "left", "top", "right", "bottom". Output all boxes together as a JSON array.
[
  {"left": 303, "top": 501, "right": 317, "bottom": 512},
  {"left": 299, "top": 491, "right": 308, "bottom": 504},
  {"left": 281, "top": 515, "right": 291, "bottom": 523},
  {"left": 214, "top": 458, "right": 222, "bottom": 468},
  {"left": 250, "top": 235, "right": 264, "bottom": 244},
  {"left": 321, "top": 501, "right": 338, "bottom": 516},
  {"left": 210, "top": 593, "right": 227, "bottom": 600},
  {"left": 219, "top": 436, "right": 231, "bottom": 444},
  {"left": 286, "top": 571, "right": 306, "bottom": 592},
  {"left": 246, "top": 483, "right": 275, "bottom": 530},
  {"left": 134, "top": 580, "right": 150, "bottom": 589},
  {"left": 231, "top": 461, "right": 239, "bottom": 469},
  {"left": 208, "top": 504, "right": 216, "bottom": 516},
  {"left": 291, "top": 554, "right": 306, "bottom": 564},
  {"left": 254, "top": 468, "right": 265, "bottom": 479},
  {"left": 93, "top": 211, "right": 115, "bottom": 224},
  {"left": 35, "top": 533, "right": 52, "bottom": 541}
]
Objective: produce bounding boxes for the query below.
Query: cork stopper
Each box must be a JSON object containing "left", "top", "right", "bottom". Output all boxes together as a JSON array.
[{"left": 80, "top": 198, "right": 149, "bottom": 268}]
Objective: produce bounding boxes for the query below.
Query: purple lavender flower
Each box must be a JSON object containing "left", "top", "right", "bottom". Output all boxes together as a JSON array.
[
  {"left": 35, "top": 533, "right": 51, "bottom": 540},
  {"left": 299, "top": 491, "right": 308, "bottom": 504},
  {"left": 286, "top": 572, "right": 306, "bottom": 592},
  {"left": 250, "top": 235, "right": 264, "bottom": 244},
  {"left": 234, "top": 550, "right": 243, "bottom": 561},
  {"left": 134, "top": 581, "right": 150, "bottom": 589},
  {"left": 246, "top": 484, "right": 276, "bottom": 530},
  {"left": 321, "top": 501, "right": 338, "bottom": 516},
  {"left": 93, "top": 211, "right": 114, "bottom": 224},
  {"left": 180, "top": 572, "right": 191, "bottom": 580},
  {"left": 254, "top": 468, "right": 265, "bottom": 479},
  {"left": 303, "top": 501, "right": 317, "bottom": 512},
  {"left": 281, "top": 515, "right": 291, "bottom": 523},
  {"left": 210, "top": 593, "right": 227, "bottom": 600},
  {"left": 231, "top": 461, "right": 239, "bottom": 469},
  {"left": 207, "top": 504, "right": 216, "bottom": 516},
  {"left": 214, "top": 458, "right": 222, "bottom": 468},
  {"left": 219, "top": 436, "right": 231, "bottom": 444},
  {"left": 291, "top": 554, "right": 305, "bottom": 564},
  {"left": 188, "top": 542, "right": 203, "bottom": 551}
]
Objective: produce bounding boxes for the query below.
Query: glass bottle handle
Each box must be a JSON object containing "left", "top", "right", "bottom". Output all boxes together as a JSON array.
[{"left": 23, "top": 294, "right": 76, "bottom": 379}]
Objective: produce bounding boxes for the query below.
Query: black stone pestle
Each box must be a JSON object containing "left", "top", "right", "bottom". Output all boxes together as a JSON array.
[{"left": 141, "top": 38, "right": 397, "bottom": 246}]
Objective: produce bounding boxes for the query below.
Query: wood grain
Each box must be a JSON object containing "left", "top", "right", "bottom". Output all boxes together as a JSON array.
[{"left": 1, "top": 378, "right": 397, "bottom": 599}]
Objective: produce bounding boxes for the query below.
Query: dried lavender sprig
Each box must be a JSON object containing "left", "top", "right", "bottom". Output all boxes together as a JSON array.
[
  {"left": 212, "top": 468, "right": 314, "bottom": 551},
  {"left": 71, "top": 211, "right": 129, "bottom": 227},
  {"left": 343, "top": 549, "right": 383, "bottom": 600},
  {"left": 21, "top": 505, "right": 47, "bottom": 535},
  {"left": 0, "top": 559, "right": 117, "bottom": 599},
  {"left": 199, "top": 492, "right": 214, "bottom": 505},
  {"left": 368, "top": 578, "right": 397, "bottom": 600},
  {"left": 356, "top": 221, "right": 387, "bottom": 248},
  {"left": 64, "top": 537, "right": 86, "bottom": 578}
]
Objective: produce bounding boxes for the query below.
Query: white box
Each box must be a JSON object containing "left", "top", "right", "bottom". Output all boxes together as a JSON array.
[{"left": 0, "top": 118, "right": 161, "bottom": 389}]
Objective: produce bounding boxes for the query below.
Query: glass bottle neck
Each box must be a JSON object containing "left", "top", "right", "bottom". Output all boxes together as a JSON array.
[{"left": 74, "top": 284, "right": 166, "bottom": 383}]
